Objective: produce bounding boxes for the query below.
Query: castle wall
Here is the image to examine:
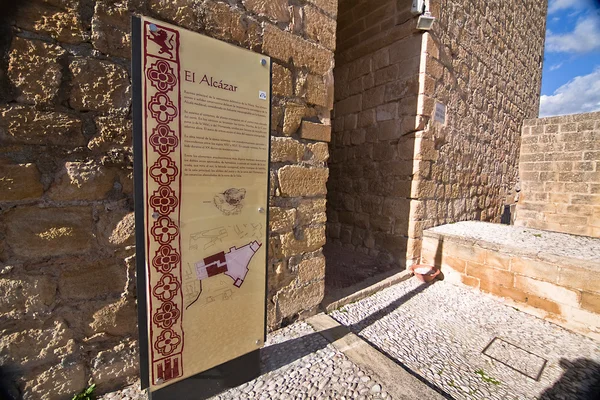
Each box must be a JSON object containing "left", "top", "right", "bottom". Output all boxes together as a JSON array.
[
  {"left": 0, "top": 1, "right": 335, "bottom": 397},
  {"left": 517, "top": 111, "right": 600, "bottom": 238}
]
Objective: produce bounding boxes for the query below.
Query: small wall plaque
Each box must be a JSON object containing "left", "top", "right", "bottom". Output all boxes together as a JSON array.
[{"left": 434, "top": 101, "right": 446, "bottom": 125}]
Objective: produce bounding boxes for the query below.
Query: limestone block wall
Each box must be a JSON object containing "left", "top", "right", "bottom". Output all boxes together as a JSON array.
[
  {"left": 0, "top": 0, "right": 335, "bottom": 398},
  {"left": 516, "top": 112, "right": 600, "bottom": 238},
  {"left": 412, "top": 0, "right": 547, "bottom": 255},
  {"left": 328, "top": 0, "right": 423, "bottom": 268},
  {"left": 421, "top": 223, "right": 600, "bottom": 341}
]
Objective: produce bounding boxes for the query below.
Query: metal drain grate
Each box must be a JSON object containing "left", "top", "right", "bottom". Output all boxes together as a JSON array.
[{"left": 482, "top": 337, "right": 548, "bottom": 381}]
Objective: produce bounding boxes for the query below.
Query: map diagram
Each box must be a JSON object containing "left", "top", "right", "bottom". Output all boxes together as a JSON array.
[
  {"left": 185, "top": 224, "right": 263, "bottom": 310},
  {"left": 196, "top": 241, "right": 261, "bottom": 287},
  {"left": 214, "top": 188, "right": 246, "bottom": 215},
  {"left": 189, "top": 223, "right": 262, "bottom": 251}
]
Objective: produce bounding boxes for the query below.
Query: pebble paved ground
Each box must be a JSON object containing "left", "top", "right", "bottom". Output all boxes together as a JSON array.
[
  {"left": 100, "top": 322, "right": 390, "bottom": 400},
  {"left": 330, "top": 278, "right": 600, "bottom": 400}
]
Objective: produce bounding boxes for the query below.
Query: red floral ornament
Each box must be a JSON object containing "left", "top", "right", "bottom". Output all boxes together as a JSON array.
[
  {"left": 149, "top": 124, "right": 179, "bottom": 155},
  {"left": 152, "top": 245, "right": 180, "bottom": 274},
  {"left": 149, "top": 186, "right": 179, "bottom": 215},
  {"left": 151, "top": 216, "right": 178, "bottom": 244},
  {"left": 150, "top": 156, "right": 178, "bottom": 185},
  {"left": 153, "top": 273, "right": 181, "bottom": 302},
  {"left": 147, "top": 60, "right": 177, "bottom": 92},
  {"left": 153, "top": 301, "right": 181, "bottom": 329},
  {"left": 149, "top": 93, "right": 178, "bottom": 124},
  {"left": 154, "top": 329, "right": 181, "bottom": 356}
]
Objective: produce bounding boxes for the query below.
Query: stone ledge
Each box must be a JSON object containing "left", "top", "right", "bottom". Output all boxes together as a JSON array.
[
  {"left": 421, "top": 221, "right": 600, "bottom": 339},
  {"left": 423, "top": 221, "right": 600, "bottom": 272}
]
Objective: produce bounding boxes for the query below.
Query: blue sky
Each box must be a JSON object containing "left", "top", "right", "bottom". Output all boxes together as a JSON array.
[{"left": 539, "top": 0, "right": 600, "bottom": 117}]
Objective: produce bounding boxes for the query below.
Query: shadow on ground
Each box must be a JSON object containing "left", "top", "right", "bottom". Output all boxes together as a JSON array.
[
  {"left": 539, "top": 358, "right": 600, "bottom": 400},
  {"left": 143, "top": 280, "right": 449, "bottom": 400}
]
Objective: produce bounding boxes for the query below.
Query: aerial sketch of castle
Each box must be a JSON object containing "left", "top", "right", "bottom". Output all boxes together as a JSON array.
[
  {"left": 195, "top": 241, "right": 261, "bottom": 288},
  {"left": 214, "top": 188, "right": 246, "bottom": 215}
]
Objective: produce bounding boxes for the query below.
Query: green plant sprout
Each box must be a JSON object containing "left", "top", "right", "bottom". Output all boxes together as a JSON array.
[
  {"left": 475, "top": 369, "right": 501, "bottom": 385},
  {"left": 72, "top": 384, "right": 96, "bottom": 400}
]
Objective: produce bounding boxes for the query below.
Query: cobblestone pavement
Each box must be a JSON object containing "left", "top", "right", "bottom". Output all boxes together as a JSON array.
[
  {"left": 100, "top": 322, "right": 390, "bottom": 400},
  {"left": 330, "top": 278, "right": 600, "bottom": 400}
]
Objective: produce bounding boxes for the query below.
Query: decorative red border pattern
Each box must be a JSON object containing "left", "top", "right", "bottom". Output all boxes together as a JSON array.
[{"left": 143, "top": 21, "right": 184, "bottom": 385}]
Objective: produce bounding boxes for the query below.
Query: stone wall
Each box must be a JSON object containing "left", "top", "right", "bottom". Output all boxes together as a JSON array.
[
  {"left": 0, "top": 0, "right": 335, "bottom": 398},
  {"left": 516, "top": 112, "right": 600, "bottom": 238},
  {"left": 328, "top": 0, "right": 547, "bottom": 271},
  {"left": 411, "top": 0, "right": 547, "bottom": 257},
  {"left": 327, "top": 0, "right": 422, "bottom": 269}
]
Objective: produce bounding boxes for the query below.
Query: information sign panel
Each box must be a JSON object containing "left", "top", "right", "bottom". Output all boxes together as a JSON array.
[{"left": 132, "top": 15, "right": 270, "bottom": 395}]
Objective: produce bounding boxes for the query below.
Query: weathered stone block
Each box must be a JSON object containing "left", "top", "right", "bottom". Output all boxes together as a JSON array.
[
  {"left": 91, "top": 1, "right": 131, "bottom": 58},
  {"left": 269, "top": 236, "right": 283, "bottom": 259},
  {"left": 8, "top": 37, "right": 65, "bottom": 105},
  {"left": 0, "top": 105, "right": 84, "bottom": 146},
  {"left": 484, "top": 251, "right": 511, "bottom": 270},
  {"left": 0, "top": 320, "right": 73, "bottom": 369},
  {"left": 466, "top": 262, "right": 514, "bottom": 288},
  {"left": 335, "top": 94, "right": 362, "bottom": 116},
  {"left": 300, "top": 121, "right": 331, "bottom": 142},
  {"left": 511, "top": 257, "right": 559, "bottom": 282},
  {"left": 89, "top": 116, "right": 132, "bottom": 152},
  {"left": 0, "top": 275, "right": 56, "bottom": 318},
  {"left": 515, "top": 275, "right": 580, "bottom": 307},
  {"left": 307, "top": 0, "right": 337, "bottom": 16},
  {"left": 272, "top": 63, "right": 293, "bottom": 97},
  {"left": 89, "top": 297, "right": 137, "bottom": 336},
  {"left": 297, "top": 255, "right": 326, "bottom": 283},
  {"left": 559, "top": 304, "right": 600, "bottom": 330},
  {"left": 277, "top": 279, "right": 325, "bottom": 317},
  {"left": 461, "top": 274, "right": 480, "bottom": 288},
  {"left": 278, "top": 166, "right": 328, "bottom": 197},
  {"left": 559, "top": 267, "right": 600, "bottom": 294},
  {"left": 47, "top": 161, "right": 119, "bottom": 201},
  {"left": 382, "top": 197, "right": 410, "bottom": 219},
  {"left": 281, "top": 226, "right": 326, "bottom": 257},
  {"left": 60, "top": 259, "right": 127, "bottom": 300},
  {"left": 306, "top": 73, "right": 334, "bottom": 109},
  {"left": 283, "top": 103, "right": 306, "bottom": 136},
  {"left": 69, "top": 58, "right": 131, "bottom": 114},
  {"left": 16, "top": 1, "right": 86, "bottom": 44},
  {"left": 441, "top": 256, "right": 467, "bottom": 273},
  {"left": 304, "top": 5, "right": 336, "bottom": 50},
  {"left": 271, "top": 137, "right": 304, "bottom": 162},
  {"left": 243, "top": 0, "right": 290, "bottom": 22},
  {"left": 370, "top": 215, "right": 393, "bottom": 232},
  {"left": 442, "top": 241, "right": 486, "bottom": 264},
  {"left": 23, "top": 362, "right": 86, "bottom": 400},
  {"left": 202, "top": 2, "right": 262, "bottom": 50},
  {"left": 269, "top": 207, "right": 296, "bottom": 233},
  {"left": 362, "top": 85, "right": 385, "bottom": 109},
  {"left": 581, "top": 292, "right": 600, "bottom": 314},
  {"left": 263, "top": 24, "right": 333, "bottom": 75},
  {"left": 308, "top": 142, "right": 329, "bottom": 162},
  {"left": 97, "top": 205, "right": 135, "bottom": 247},
  {"left": 297, "top": 199, "right": 327, "bottom": 225},
  {"left": 0, "top": 163, "right": 43, "bottom": 202},
  {"left": 149, "top": 0, "right": 199, "bottom": 30},
  {"left": 91, "top": 340, "right": 138, "bottom": 390},
  {"left": 5, "top": 206, "right": 93, "bottom": 259},
  {"left": 524, "top": 294, "right": 561, "bottom": 315}
]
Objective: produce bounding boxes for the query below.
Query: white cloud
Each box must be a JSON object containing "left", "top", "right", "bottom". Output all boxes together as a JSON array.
[
  {"left": 546, "top": 15, "right": 600, "bottom": 53},
  {"left": 539, "top": 68, "right": 600, "bottom": 117},
  {"left": 549, "top": 62, "right": 564, "bottom": 71},
  {"left": 548, "top": 0, "right": 587, "bottom": 14}
]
